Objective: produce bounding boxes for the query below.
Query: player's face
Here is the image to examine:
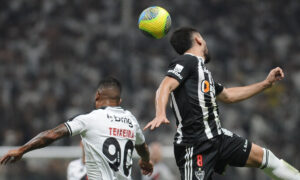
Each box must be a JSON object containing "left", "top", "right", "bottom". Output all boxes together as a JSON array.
[
  {"left": 196, "top": 33, "right": 211, "bottom": 63},
  {"left": 204, "top": 45, "right": 211, "bottom": 64}
]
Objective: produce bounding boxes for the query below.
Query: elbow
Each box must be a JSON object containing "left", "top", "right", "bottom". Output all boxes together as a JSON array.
[
  {"left": 219, "top": 89, "right": 237, "bottom": 104},
  {"left": 42, "top": 130, "right": 59, "bottom": 141},
  {"left": 220, "top": 95, "right": 236, "bottom": 104}
]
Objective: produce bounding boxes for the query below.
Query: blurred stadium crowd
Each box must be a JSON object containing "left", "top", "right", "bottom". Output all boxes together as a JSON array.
[{"left": 0, "top": 0, "right": 299, "bottom": 179}]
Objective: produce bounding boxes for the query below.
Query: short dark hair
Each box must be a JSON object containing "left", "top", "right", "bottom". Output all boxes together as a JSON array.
[
  {"left": 98, "top": 77, "right": 122, "bottom": 97},
  {"left": 170, "top": 27, "right": 198, "bottom": 55}
]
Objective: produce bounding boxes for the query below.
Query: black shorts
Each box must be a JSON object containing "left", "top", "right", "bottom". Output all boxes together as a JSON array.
[{"left": 174, "top": 129, "right": 252, "bottom": 180}]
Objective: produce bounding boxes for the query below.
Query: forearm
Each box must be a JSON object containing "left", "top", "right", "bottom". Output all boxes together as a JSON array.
[
  {"left": 20, "top": 124, "right": 69, "bottom": 154},
  {"left": 135, "top": 143, "right": 150, "bottom": 162},
  {"left": 20, "top": 131, "right": 57, "bottom": 154},
  {"left": 155, "top": 85, "right": 171, "bottom": 116},
  {"left": 226, "top": 80, "right": 271, "bottom": 102}
]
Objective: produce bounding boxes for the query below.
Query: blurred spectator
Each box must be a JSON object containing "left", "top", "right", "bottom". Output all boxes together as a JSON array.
[{"left": 0, "top": 0, "right": 299, "bottom": 179}]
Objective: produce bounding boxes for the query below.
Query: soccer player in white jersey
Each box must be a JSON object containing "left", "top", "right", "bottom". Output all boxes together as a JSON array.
[
  {"left": 67, "top": 142, "right": 87, "bottom": 180},
  {"left": 0, "top": 77, "right": 153, "bottom": 180}
]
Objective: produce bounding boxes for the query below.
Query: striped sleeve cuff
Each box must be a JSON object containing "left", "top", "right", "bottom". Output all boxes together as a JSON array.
[{"left": 64, "top": 122, "right": 73, "bottom": 136}]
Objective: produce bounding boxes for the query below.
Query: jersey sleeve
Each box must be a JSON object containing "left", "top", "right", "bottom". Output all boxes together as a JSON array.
[
  {"left": 135, "top": 124, "right": 145, "bottom": 145},
  {"left": 214, "top": 82, "right": 224, "bottom": 96},
  {"left": 65, "top": 115, "right": 88, "bottom": 136},
  {"left": 132, "top": 117, "right": 145, "bottom": 145},
  {"left": 166, "top": 57, "right": 195, "bottom": 84}
]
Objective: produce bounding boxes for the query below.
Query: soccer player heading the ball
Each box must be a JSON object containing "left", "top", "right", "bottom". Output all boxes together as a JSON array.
[
  {"left": 1, "top": 77, "right": 153, "bottom": 180},
  {"left": 144, "top": 27, "right": 300, "bottom": 180}
]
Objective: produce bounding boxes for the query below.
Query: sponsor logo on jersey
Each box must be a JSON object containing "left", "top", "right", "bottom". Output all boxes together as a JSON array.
[
  {"left": 201, "top": 80, "right": 210, "bottom": 93},
  {"left": 168, "top": 64, "right": 184, "bottom": 79},
  {"left": 200, "top": 80, "right": 216, "bottom": 95},
  {"left": 195, "top": 168, "right": 205, "bottom": 180},
  {"left": 107, "top": 114, "right": 133, "bottom": 128}
]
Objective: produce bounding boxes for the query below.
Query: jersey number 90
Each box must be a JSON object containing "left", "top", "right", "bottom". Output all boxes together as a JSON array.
[{"left": 102, "top": 137, "right": 134, "bottom": 176}]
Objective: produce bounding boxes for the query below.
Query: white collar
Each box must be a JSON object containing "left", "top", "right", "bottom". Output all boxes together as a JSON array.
[{"left": 184, "top": 53, "right": 205, "bottom": 63}]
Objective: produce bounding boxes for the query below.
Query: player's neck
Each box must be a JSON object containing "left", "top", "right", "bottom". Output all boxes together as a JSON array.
[
  {"left": 185, "top": 49, "right": 205, "bottom": 60},
  {"left": 95, "top": 100, "right": 120, "bottom": 109}
]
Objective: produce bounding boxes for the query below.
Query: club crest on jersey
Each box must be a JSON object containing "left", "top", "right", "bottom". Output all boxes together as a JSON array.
[
  {"left": 195, "top": 168, "right": 205, "bottom": 180},
  {"left": 168, "top": 64, "right": 184, "bottom": 79}
]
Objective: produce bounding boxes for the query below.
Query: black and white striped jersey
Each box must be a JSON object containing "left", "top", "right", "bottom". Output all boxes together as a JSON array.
[{"left": 166, "top": 53, "right": 224, "bottom": 145}]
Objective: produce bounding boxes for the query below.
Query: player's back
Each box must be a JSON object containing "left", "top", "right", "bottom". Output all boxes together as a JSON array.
[{"left": 65, "top": 106, "right": 145, "bottom": 180}]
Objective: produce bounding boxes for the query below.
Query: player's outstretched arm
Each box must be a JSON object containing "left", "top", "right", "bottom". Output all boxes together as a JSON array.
[
  {"left": 217, "top": 67, "right": 284, "bottom": 103},
  {"left": 135, "top": 143, "right": 153, "bottom": 176},
  {"left": 0, "top": 124, "right": 69, "bottom": 165},
  {"left": 144, "top": 76, "right": 179, "bottom": 131}
]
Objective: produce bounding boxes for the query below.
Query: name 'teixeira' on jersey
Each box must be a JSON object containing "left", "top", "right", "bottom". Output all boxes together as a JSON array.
[{"left": 65, "top": 106, "right": 145, "bottom": 180}]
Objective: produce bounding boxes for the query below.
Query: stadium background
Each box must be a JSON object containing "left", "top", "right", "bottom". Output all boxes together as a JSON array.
[{"left": 0, "top": 0, "right": 299, "bottom": 179}]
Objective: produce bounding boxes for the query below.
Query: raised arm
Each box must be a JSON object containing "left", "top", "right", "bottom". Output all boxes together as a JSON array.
[
  {"left": 217, "top": 67, "right": 284, "bottom": 103},
  {"left": 0, "top": 124, "right": 69, "bottom": 165},
  {"left": 144, "top": 76, "right": 179, "bottom": 130},
  {"left": 135, "top": 143, "right": 153, "bottom": 176}
]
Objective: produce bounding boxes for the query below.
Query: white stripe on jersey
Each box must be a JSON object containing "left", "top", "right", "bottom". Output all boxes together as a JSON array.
[
  {"left": 198, "top": 60, "right": 213, "bottom": 139},
  {"left": 184, "top": 147, "right": 193, "bottom": 180},
  {"left": 189, "top": 147, "right": 193, "bottom": 180},
  {"left": 184, "top": 148, "right": 188, "bottom": 180},
  {"left": 171, "top": 92, "right": 183, "bottom": 144}
]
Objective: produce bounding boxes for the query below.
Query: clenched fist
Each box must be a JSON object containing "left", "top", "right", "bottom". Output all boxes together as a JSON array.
[
  {"left": 265, "top": 67, "right": 284, "bottom": 87},
  {"left": 139, "top": 159, "right": 153, "bottom": 176}
]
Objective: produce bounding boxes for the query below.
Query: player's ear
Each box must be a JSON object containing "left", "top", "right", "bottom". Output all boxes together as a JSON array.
[
  {"left": 119, "top": 98, "right": 122, "bottom": 105},
  {"left": 195, "top": 36, "right": 202, "bottom": 46},
  {"left": 95, "top": 91, "right": 101, "bottom": 102}
]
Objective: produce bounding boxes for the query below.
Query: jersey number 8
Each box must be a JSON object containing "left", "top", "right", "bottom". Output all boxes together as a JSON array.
[{"left": 102, "top": 137, "right": 134, "bottom": 176}]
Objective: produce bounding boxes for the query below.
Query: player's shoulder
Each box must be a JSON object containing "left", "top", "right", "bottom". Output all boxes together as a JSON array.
[
  {"left": 170, "top": 54, "right": 199, "bottom": 68},
  {"left": 68, "top": 109, "right": 103, "bottom": 122},
  {"left": 120, "top": 108, "right": 140, "bottom": 125}
]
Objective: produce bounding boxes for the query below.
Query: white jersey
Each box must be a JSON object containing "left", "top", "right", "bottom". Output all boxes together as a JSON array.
[
  {"left": 65, "top": 106, "right": 145, "bottom": 180},
  {"left": 67, "top": 158, "right": 87, "bottom": 180}
]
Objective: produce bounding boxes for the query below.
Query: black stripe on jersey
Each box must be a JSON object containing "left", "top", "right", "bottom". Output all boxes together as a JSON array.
[
  {"left": 64, "top": 123, "right": 72, "bottom": 136},
  {"left": 203, "top": 72, "right": 219, "bottom": 138},
  {"left": 171, "top": 101, "right": 181, "bottom": 139}
]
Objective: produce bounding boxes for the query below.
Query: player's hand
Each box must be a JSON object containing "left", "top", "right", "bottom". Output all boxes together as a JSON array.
[
  {"left": 139, "top": 159, "right": 153, "bottom": 176},
  {"left": 143, "top": 115, "right": 170, "bottom": 131},
  {"left": 265, "top": 67, "right": 284, "bottom": 87},
  {"left": 0, "top": 148, "right": 24, "bottom": 165}
]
